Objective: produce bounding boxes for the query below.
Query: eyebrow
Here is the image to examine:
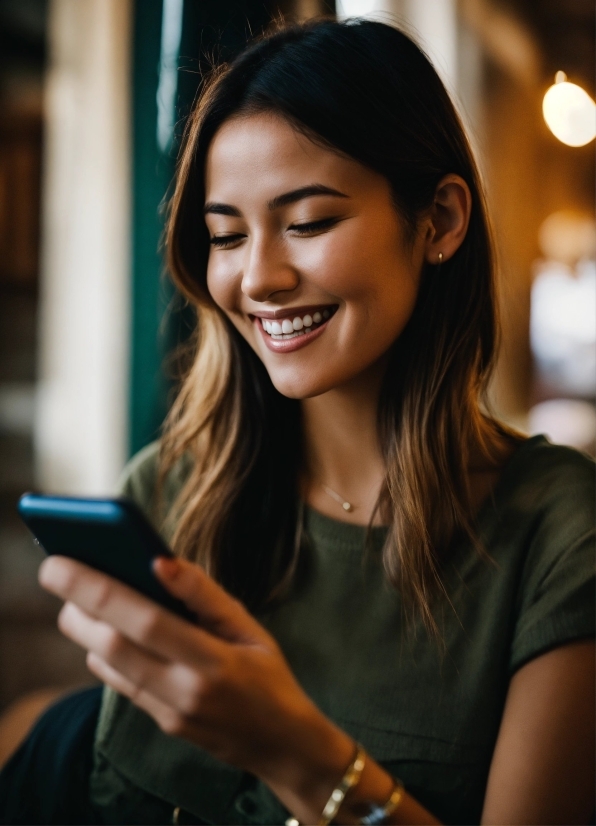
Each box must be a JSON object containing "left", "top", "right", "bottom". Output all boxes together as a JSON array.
[{"left": 203, "top": 184, "right": 348, "bottom": 217}]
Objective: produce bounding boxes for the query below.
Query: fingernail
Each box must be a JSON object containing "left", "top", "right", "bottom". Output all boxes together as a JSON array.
[{"left": 154, "top": 556, "right": 180, "bottom": 578}]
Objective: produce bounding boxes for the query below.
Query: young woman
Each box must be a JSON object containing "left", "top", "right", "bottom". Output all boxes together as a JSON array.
[{"left": 32, "top": 17, "right": 595, "bottom": 825}]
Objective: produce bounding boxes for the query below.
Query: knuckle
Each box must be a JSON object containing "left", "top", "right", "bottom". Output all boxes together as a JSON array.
[
  {"left": 128, "top": 681, "right": 145, "bottom": 706},
  {"left": 58, "top": 565, "right": 79, "bottom": 597},
  {"left": 191, "top": 661, "right": 232, "bottom": 708},
  {"left": 180, "top": 673, "right": 207, "bottom": 716},
  {"left": 86, "top": 650, "right": 108, "bottom": 681},
  {"left": 134, "top": 610, "right": 162, "bottom": 645},
  {"left": 102, "top": 628, "right": 125, "bottom": 662},
  {"left": 89, "top": 578, "right": 114, "bottom": 615},
  {"left": 57, "top": 602, "right": 74, "bottom": 635},
  {"left": 198, "top": 671, "right": 219, "bottom": 704},
  {"left": 159, "top": 710, "right": 186, "bottom": 737}
]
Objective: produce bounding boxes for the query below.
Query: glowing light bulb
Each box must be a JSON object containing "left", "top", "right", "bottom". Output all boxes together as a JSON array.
[{"left": 542, "top": 72, "right": 596, "bottom": 147}]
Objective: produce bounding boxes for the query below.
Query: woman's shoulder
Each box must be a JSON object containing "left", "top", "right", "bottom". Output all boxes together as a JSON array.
[
  {"left": 116, "top": 441, "right": 190, "bottom": 528},
  {"left": 116, "top": 441, "right": 161, "bottom": 506},
  {"left": 488, "top": 435, "right": 594, "bottom": 585},
  {"left": 496, "top": 434, "right": 594, "bottom": 527}
]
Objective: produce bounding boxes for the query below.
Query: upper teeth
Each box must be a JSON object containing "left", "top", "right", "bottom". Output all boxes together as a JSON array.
[{"left": 262, "top": 309, "right": 331, "bottom": 338}]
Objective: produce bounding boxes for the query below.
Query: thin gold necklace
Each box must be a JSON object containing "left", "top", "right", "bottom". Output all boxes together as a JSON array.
[{"left": 320, "top": 482, "right": 354, "bottom": 513}]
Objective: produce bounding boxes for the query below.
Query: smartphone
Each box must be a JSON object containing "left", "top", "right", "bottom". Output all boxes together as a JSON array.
[{"left": 18, "top": 493, "right": 196, "bottom": 624}]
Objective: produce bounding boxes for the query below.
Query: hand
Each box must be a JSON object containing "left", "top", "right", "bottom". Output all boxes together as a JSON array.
[{"left": 38, "top": 555, "right": 353, "bottom": 795}]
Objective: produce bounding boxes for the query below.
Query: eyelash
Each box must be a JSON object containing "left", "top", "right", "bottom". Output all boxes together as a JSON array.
[
  {"left": 290, "top": 217, "right": 338, "bottom": 234},
  {"left": 209, "top": 217, "right": 339, "bottom": 248},
  {"left": 209, "top": 234, "right": 244, "bottom": 249}
]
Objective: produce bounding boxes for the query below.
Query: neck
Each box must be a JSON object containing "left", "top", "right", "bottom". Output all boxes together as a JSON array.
[{"left": 300, "top": 363, "right": 387, "bottom": 525}]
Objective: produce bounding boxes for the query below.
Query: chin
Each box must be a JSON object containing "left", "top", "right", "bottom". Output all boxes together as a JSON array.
[
  {"left": 268, "top": 360, "right": 350, "bottom": 399},
  {"left": 266, "top": 365, "right": 348, "bottom": 400}
]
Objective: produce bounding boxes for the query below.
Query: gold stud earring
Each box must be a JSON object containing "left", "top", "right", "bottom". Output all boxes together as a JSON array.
[{"left": 438, "top": 252, "right": 443, "bottom": 265}]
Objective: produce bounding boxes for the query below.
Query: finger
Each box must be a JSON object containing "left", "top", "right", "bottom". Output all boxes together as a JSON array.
[
  {"left": 88, "top": 652, "right": 245, "bottom": 765},
  {"left": 153, "top": 557, "right": 273, "bottom": 646},
  {"left": 86, "top": 652, "right": 202, "bottom": 741},
  {"left": 59, "top": 600, "right": 168, "bottom": 675},
  {"left": 40, "top": 555, "right": 225, "bottom": 665},
  {"left": 60, "top": 602, "right": 210, "bottom": 715},
  {"left": 86, "top": 650, "right": 139, "bottom": 696}
]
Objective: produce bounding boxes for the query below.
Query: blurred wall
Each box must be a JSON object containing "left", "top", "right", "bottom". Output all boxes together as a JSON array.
[
  {"left": 128, "top": 0, "right": 279, "bottom": 457},
  {"left": 35, "top": 0, "right": 131, "bottom": 494}
]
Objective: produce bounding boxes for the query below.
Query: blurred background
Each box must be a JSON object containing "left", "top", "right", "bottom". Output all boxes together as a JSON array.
[{"left": 0, "top": 0, "right": 594, "bottom": 726}]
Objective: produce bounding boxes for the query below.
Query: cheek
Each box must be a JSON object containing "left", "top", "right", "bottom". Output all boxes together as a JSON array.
[
  {"left": 206, "top": 257, "right": 239, "bottom": 314},
  {"left": 310, "top": 225, "right": 419, "bottom": 322},
  {"left": 298, "top": 226, "right": 369, "bottom": 293}
]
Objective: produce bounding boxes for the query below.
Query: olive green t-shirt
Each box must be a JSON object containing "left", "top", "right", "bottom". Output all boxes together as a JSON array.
[{"left": 89, "top": 436, "right": 595, "bottom": 825}]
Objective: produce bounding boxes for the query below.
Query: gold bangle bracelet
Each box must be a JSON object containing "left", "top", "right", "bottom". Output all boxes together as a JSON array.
[
  {"left": 285, "top": 743, "right": 366, "bottom": 826},
  {"left": 319, "top": 744, "right": 366, "bottom": 825}
]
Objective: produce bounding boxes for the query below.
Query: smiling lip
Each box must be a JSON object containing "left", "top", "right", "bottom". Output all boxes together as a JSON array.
[{"left": 254, "top": 309, "right": 335, "bottom": 353}]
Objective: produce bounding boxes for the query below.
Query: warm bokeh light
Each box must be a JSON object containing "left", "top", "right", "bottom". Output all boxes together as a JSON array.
[
  {"left": 542, "top": 71, "right": 596, "bottom": 147},
  {"left": 538, "top": 211, "right": 596, "bottom": 265}
]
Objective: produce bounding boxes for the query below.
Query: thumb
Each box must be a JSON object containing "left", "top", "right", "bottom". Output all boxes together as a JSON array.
[{"left": 153, "top": 557, "right": 271, "bottom": 647}]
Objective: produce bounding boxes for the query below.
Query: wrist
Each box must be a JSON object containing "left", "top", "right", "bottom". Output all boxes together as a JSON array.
[
  {"left": 259, "top": 702, "right": 441, "bottom": 825},
  {"left": 259, "top": 704, "right": 356, "bottom": 823}
]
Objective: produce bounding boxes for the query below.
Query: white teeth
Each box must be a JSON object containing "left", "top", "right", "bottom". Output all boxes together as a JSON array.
[
  {"left": 260, "top": 308, "right": 335, "bottom": 338},
  {"left": 271, "top": 329, "right": 306, "bottom": 340}
]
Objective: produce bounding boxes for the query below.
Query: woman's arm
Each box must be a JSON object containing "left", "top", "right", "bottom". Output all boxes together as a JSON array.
[
  {"left": 481, "top": 640, "right": 595, "bottom": 825},
  {"left": 264, "top": 641, "right": 595, "bottom": 826}
]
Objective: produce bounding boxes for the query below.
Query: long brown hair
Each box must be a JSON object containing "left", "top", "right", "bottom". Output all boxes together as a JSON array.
[{"left": 160, "top": 18, "right": 510, "bottom": 627}]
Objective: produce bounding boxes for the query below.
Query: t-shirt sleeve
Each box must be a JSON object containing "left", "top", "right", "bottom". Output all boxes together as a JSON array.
[{"left": 509, "top": 449, "right": 595, "bottom": 674}]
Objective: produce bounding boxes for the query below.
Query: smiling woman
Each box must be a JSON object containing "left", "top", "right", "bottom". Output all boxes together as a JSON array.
[
  {"left": 162, "top": 20, "right": 503, "bottom": 619},
  {"left": 204, "top": 114, "right": 430, "bottom": 394},
  {"left": 4, "top": 16, "right": 594, "bottom": 826}
]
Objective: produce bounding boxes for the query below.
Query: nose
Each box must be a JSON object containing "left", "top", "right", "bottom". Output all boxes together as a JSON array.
[{"left": 241, "top": 235, "right": 299, "bottom": 303}]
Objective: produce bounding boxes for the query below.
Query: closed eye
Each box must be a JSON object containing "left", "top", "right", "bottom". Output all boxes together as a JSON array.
[
  {"left": 289, "top": 217, "right": 340, "bottom": 235},
  {"left": 209, "top": 217, "right": 340, "bottom": 248},
  {"left": 209, "top": 233, "right": 245, "bottom": 248}
]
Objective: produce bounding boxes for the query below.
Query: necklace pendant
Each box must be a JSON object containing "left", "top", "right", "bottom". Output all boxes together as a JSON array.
[{"left": 320, "top": 481, "right": 355, "bottom": 513}]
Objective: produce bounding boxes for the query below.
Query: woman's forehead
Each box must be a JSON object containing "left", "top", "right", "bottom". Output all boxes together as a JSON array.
[{"left": 204, "top": 112, "right": 384, "bottom": 207}]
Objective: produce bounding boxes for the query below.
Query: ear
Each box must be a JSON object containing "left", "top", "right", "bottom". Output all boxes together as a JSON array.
[{"left": 424, "top": 174, "right": 472, "bottom": 264}]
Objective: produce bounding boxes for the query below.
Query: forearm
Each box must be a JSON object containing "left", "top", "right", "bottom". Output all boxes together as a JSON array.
[{"left": 260, "top": 711, "right": 441, "bottom": 825}]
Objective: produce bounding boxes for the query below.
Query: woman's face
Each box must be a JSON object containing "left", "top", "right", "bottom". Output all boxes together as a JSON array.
[{"left": 204, "top": 113, "right": 427, "bottom": 399}]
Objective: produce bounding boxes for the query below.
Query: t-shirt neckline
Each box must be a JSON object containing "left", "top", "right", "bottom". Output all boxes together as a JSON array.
[{"left": 303, "top": 435, "right": 548, "bottom": 548}]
